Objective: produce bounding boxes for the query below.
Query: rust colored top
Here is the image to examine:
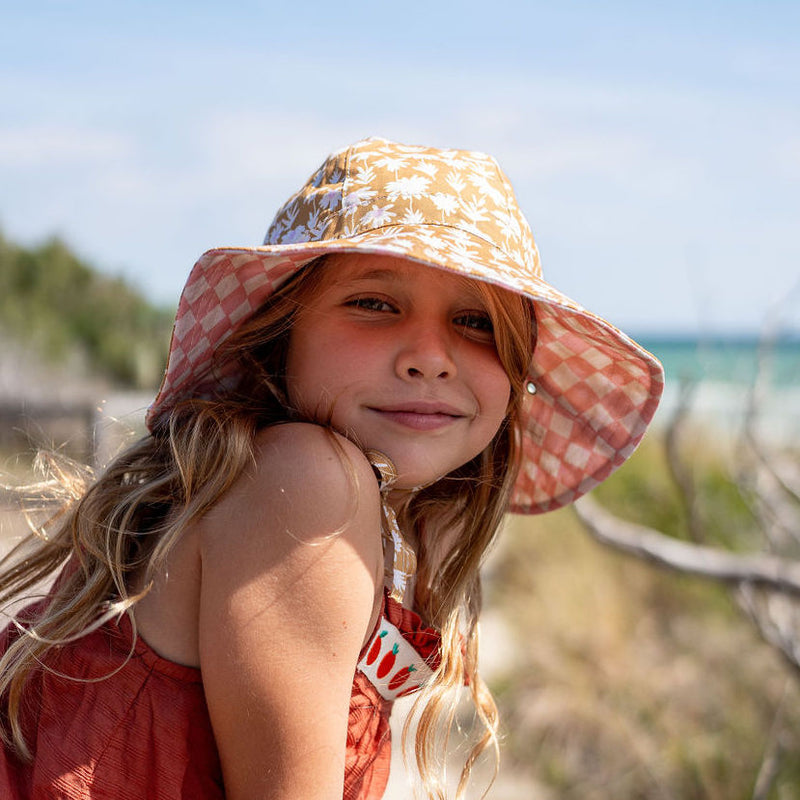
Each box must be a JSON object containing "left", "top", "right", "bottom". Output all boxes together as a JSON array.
[{"left": 0, "top": 589, "right": 440, "bottom": 799}]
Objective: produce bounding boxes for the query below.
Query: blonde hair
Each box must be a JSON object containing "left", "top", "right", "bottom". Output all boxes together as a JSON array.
[{"left": 0, "top": 256, "right": 534, "bottom": 797}]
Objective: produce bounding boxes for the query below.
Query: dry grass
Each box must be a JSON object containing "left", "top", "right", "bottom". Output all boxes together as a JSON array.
[{"left": 485, "top": 437, "right": 800, "bottom": 799}]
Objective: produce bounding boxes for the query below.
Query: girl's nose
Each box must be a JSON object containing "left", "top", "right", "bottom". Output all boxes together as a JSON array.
[{"left": 395, "top": 324, "right": 457, "bottom": 381}]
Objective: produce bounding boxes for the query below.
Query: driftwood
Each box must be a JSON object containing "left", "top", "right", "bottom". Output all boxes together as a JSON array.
[{"left": 575, "top": 495, "right": 800, "bottom": 598}]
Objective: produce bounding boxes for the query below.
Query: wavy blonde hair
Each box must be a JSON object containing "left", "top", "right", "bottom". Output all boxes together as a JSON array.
[{"left": 0, "top": 256, "right": 534, "bottom": 798}]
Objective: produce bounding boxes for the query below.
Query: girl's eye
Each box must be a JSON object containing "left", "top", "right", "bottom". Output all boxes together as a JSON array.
[
  {"left": 455, "top": 311, "right": 494, "bottom": 339},
  {"left": 347, "top": 297, "right": 395, "bottom": 313}
]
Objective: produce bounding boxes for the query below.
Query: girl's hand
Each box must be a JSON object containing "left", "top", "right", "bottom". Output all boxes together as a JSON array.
[{"left": 197, "top": 423, "right": 384, "bottom": 800}]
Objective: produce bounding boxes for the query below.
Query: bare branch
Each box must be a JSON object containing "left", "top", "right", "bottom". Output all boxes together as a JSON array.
[
  {"left": 750, "top": 680, "right": 791, "bottom": 800},
  {"left": 743, "top": 437, "right": 800, "bottom": 508},
  {"left": 573, "top": 496, "right": 800, "bottom": 596},
  {"left": 736, "top": 584, "right": 800, "bottom": 676},
  {"left": 664, "top": 380, "right": 704, "bottom": 543},
  {"left": 741, "top": 276, "right": 800, "bottom": 507},
  {"left": 742, "top": 462, "right": 800, "bottom": 549}
]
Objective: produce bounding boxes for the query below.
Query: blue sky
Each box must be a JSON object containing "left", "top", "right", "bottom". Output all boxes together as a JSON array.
[{"left": 2, "top": 0, "right": 798, "bottom": 334}]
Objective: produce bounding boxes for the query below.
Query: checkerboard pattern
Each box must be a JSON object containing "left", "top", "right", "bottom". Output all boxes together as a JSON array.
[
  {"left": 512, "top": 308, "right": 663, "bottom": 512},
  {"left": 146, "top": 138, "right": 664, "bottom": 515}
]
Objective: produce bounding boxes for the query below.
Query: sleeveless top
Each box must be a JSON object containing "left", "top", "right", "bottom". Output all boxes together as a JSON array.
[{"left": 0, "top": 583, "right": 440, "bottom": 800}]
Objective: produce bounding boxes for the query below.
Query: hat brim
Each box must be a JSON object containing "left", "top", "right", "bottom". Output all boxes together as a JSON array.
[{"left": 147, "top": 224, "right": 664, "bottom": 514}]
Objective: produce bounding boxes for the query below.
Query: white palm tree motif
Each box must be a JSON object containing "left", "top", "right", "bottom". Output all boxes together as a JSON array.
[
  {"left": 304, "top": 207, "right": 331, "bottom": 238},
  {"left": 446, "top": 234, "right": 485, "bottom": 265},
  {"left": 385, "top": 175, "right": 431, "bottom": 198},
  {"left": 446, "top": 172, "right": 467, "bottom": 194},
  {"left": 470, "top": 173, "right": 506, "bottom": 206},
  {"left": 278, "top": 200, "right": 300, "bottom": 229},
  {"left": 417, "top": 229, "right": 449, "bottom": 251},
  {"left": 318, "top": 188, "right": 341, "bottom": 210},
  {"left": 362, "top": 204, "right": 396, "bottom": 228},
  {"left": 374, "top": 155, "right": 409, "bottom": 173},
  {"left": 339, "top": 219, "right": 361, "bottom": 238},
  {"left": 506, "top": 245, "right": 534, "bottom": 273},
  {"left": 401, "top": 208, "right": 427, "bottom": 225},
  {"left": 269, "top": 202, "right": 300, "bottom": 243},
  {"left": 282, "top": 226, "right": 310, "bottom": 244},
  {"left": 461, "top": 197, "right": 489, "bottom": 225},
  {"left": 437, "top": 151, "right": 466, "bottom": 166},
  {"left": 492, "top": 210, "right": 522, "bottom": 243},
  {"left": 309, "top": 167, "right": 325, "bottom": 188},
  {"left": 430, "top": 193, "right": 459, "bottom": 215},
  {"left": 416, "top": 160, "right": 439, "bottom": 178},
  {"left": 343, "top": 188, "right": 377, "bottom": 214},
  {"left": 353, "top": 166, "right": 376, "bottom": 186},
  {"left": 384, "top": 232, "right": 420, "bottom": 250}
]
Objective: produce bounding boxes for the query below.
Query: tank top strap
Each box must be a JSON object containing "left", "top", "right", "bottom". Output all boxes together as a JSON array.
[
  {"left": 365, "top": 449, "right": 417, "bottom": 605},
  {"left": 356, "top": 589, "right": 441, "bottom": 702}
]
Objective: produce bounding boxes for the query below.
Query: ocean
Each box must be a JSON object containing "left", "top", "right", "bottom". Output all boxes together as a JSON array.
[
  {"left": 635, "top": 335, "right": 800, "bottom": 441},
  {"left": 638, "top": 335, "right": 800, "bottom": 389}
]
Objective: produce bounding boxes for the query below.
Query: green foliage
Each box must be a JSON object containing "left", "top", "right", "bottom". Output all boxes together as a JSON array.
[
  {"left": 0, "top": 229, "right": 173, "bottom": 388},
  {"left": 594, "top": 433, "right": 757, "bottom": 552},
  {"left": 592, "top": 438, "right": 687, "bottom": 536}
]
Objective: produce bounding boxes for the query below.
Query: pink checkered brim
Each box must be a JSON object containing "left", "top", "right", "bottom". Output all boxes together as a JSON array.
[{"left": 146, "top": 234, "right": 663, "bottom": 515}]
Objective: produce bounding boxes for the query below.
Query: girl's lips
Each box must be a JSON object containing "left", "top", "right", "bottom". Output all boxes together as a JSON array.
[{"left": 369, "top": 403, "right": 465, "bottom": 431}]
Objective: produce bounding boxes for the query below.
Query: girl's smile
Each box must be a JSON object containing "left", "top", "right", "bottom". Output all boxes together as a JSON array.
[
  {"left": 368, "top": 401, "right": 465, "bottom": 431},
  {"left": 285, "top": 253, "right": 512, "bottom": 490}
]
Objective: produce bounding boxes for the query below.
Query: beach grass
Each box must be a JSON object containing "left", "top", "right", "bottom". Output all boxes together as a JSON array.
[{"left": 486, "top": 434, "right": 800, "bottom": 799}]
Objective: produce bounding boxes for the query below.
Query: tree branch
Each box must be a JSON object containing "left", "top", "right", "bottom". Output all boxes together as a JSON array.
[
  {"left": 573, "top": 495, "right": 800, "bottom": 597},
  {"left": 665, "top": 380, "right": 704, "bottom": 543},
  {"left": 750, "top": 680, "right": 790, "bottom": 800},
  {"left": 736, "top": 584, "right": 800, "bottom": 676}
]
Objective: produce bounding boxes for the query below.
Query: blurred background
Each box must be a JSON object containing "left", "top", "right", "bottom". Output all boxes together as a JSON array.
[{"left": 2, "top": 1, "right": 799, "bottom": 797}]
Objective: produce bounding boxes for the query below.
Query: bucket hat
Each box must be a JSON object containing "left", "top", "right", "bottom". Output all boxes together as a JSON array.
[{"left": 147, "top": 137, "right": 664, "bottom": 514}]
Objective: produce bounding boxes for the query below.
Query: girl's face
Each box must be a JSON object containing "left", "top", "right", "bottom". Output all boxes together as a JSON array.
[{"left": 285, "top": 254, "right": 512, "bottom": 490}]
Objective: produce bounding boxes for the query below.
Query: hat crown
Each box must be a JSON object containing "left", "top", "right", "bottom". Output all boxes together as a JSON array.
[{"left": 264, "top": 137, "right": 541, "bottom": 278}]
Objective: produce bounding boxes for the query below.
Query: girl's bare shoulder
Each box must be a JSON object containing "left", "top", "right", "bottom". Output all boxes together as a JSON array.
[
  {"left": 254, "top": 422, "right": 377, "bottom": 502},
  {"left": 242, "top": 422, "right": 380, "bottom": 538},
  {"left": 197, "top": 421, "right": 383, "bottom": 573}
]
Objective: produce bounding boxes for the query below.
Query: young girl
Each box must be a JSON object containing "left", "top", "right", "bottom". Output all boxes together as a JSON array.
[{"left": 0, "top": 137, "right": 663, "bottom": 799}]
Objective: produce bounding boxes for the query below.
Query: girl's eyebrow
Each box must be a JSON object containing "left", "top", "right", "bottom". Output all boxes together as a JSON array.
[
  {"left": 344, "top": 268, "right": 404, "bottom": 283},
  {"left": 341, "top": 266, "right": 486, "bottom": 305}
]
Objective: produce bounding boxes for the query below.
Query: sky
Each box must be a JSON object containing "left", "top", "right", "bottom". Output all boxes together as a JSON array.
[{"left": 2, "top": 0, "right": 799, "bottom": 335}]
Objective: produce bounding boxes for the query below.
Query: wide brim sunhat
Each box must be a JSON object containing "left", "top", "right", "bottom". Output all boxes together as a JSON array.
[{"left": 147, "top": 137, "right": 664, "bottom": 515}]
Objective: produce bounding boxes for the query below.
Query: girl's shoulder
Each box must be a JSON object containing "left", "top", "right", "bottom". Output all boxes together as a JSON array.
[
  {"left": 197, "top": 420, "right": 383, "bottom": 571},
  {"left": 254, "top": 420, "right": 372, "bottom": 474},
  {"left": 249, "top": 422, "right": 380, "bottom": 527},
  {"left": 133, "top": 423, "right": 384, "bottom": 671}
]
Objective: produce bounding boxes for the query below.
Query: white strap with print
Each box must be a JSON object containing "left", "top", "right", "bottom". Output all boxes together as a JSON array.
[{"left": 357, "top": 618, "right": 434, "bottom": 702}]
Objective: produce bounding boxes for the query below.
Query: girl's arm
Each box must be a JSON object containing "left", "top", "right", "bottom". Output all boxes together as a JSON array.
[{"left": 197, "top": 423, "right": 384, "bottom": 800}]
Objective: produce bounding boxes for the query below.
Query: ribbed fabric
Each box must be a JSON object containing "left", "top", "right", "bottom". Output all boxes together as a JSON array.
[
  {"left": 0, "top": 591, "right": 440, "bottom": 799},
  {"left": 0, "top": 600, "right": 223, "bottom": 799}
]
